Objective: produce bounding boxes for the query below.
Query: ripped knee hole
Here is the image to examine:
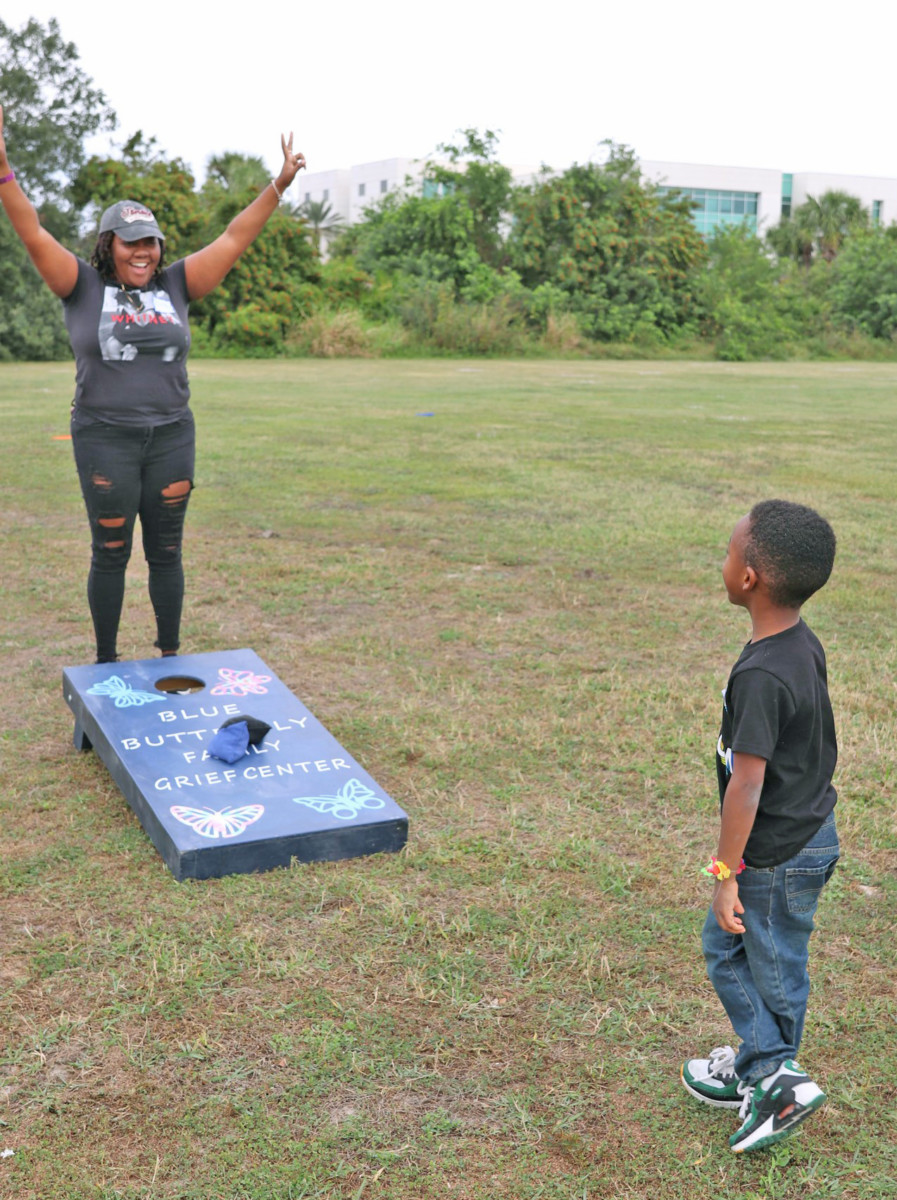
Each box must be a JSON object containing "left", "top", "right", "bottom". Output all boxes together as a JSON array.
[
  {"left": 98, "top": 516, "right": 126, "bottom": 550},
  {"left": 162, "top": 479, "right": 192, "bottom": 506}
]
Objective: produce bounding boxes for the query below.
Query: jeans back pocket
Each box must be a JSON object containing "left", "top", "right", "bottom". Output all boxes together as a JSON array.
[{"left": 785, "top": 857, "right": 838, "bottom": 915}]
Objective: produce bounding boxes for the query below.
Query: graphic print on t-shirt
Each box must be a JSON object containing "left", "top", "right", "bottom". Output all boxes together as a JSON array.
[
  {"left": 717, "top": 733, "right": 733, "bottom": 778},
  {"left": 98, "top": 283, "right": 190, "bottom": 362},
  {"left": 717, "top": 687, "right": 733, "bottom": 778}
]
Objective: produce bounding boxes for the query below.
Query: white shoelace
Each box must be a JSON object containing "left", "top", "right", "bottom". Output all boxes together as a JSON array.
[{"left": 701, "top": 1045, "right": 737, "bottom": 1081}]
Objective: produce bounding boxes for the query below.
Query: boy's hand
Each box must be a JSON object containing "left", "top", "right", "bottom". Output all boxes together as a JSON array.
[{"left": 712, "top": 878, "right": 745, "bottom": 934}]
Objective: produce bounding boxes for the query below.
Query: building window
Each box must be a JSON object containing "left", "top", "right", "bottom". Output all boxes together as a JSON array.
[
  {"left": 380, "top": 179, "right": 388, "bottom": 193},
  {"left": 304, "top": 192, "right": 310, "bottom": 204},
  {"left": 358, "top": 182, "right": 366, "bottom": 198},
  {"left": 323, "top": 188, "right": 329, "bottom": 201},
  {"left": 781, "top": 173, "right": 793, "bottom": 219},
  {"left": 873, "top": 199, "right": 883, "bottom": 224},
  {"left": 422, "top": 178, "right": 454, "bottom": 199},
  {"left": 659, "top": 186, "right": 759, "bottom": 236}
]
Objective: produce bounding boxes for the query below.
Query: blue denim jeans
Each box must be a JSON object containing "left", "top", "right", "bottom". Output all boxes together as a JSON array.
[
  {"left": 701, "top": 811, "right": 839, "bottom": 1086},
  {"left": 71, "top": 410, "right": 195, "bottom": 662}
]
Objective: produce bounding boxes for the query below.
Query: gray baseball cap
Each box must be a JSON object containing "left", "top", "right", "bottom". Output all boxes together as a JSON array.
[{"left": 99, "top": 200, "right": 165, "bottom": 242}]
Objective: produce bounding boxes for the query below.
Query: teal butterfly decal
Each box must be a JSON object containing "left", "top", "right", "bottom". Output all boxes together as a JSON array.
[
  {"left": 293, "top": 778, "right": 386, "bottom": 821},
  {"left": 87, "top": 675, "right": 165, "bottom": 707}
]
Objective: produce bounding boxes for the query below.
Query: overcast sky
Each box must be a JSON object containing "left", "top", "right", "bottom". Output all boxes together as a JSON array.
[{"left": 3, "top": 1, "right": 896, "bottom": 188}]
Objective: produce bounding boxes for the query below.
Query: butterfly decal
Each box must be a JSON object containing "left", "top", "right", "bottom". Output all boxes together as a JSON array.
[
  {"left": 209, "top": 667, "right": 272, "bottom": 697},
  {"left": 293, "top": 778, "right": 386, "bottom": 821},
  {"left": 87, "top": 675, "right": 165, "bottom": 707},
  {"left": 170, "top": 804, "right": 265, "bottom": 839}
]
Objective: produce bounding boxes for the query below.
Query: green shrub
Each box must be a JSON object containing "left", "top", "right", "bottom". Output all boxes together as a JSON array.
[
  {"left": 210, "top": 305, "right": 287, "bottom": 357},
  {"left": 394, "top": 281, "right": 527, "bottom": 355},
  {"left": 289, "top": 309, "right": 375, "bottom": 358},
  {"left": 0, "top": 226, "right": 72, "bottom": 361},
  {"left": 316, "top": 258, "right": 375, "bottom": 310},
  {"left": 696, "top": 226, "right": 815, "bottom": 360},
  {"left": 828, "top": 230, "right": 897, "bottom": 340}
]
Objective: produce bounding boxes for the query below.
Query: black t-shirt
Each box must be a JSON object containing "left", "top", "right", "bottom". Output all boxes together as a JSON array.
[
  {"left": 716, "top": 619, "right": 837, "bottom": 867},
  {"left": 62, "top": 258, "right": 191, "bottom": 426}
]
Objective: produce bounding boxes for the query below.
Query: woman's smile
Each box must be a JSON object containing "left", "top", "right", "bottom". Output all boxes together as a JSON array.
[{"left": 112, "top": 234, "right": 161, "bottom": 288}]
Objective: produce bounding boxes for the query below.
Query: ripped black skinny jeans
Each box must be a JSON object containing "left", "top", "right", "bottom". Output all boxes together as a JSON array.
[{"left": 71, "top": 409, "right": 195, "bottom": 663}]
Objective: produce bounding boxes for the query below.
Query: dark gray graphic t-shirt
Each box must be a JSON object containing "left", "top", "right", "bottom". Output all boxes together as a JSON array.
[{"left": 63, "top": 258, "right": 192, "bottom": 426}]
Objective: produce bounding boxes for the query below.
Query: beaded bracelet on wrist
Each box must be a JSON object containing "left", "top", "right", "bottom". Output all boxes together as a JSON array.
[{"left": 701, "top": 856, "right": 745, "bottom": 881}]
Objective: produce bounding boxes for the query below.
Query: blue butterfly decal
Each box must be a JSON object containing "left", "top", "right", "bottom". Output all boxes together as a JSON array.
[
  {"left": 293, "top": 778, "right": 386, "bottom": 821},
  {"left": 87, "top": 675, "right": 165, "bottom": 707}
]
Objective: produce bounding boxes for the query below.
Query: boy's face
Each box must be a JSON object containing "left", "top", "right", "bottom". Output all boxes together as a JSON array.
[{"left": 722, "top": 515, "right": 753, "bottom": 606}]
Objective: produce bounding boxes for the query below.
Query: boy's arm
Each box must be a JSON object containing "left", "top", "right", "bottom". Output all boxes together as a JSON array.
[{"left": 712, "top": 751, "right": 766, "bottom": 934}]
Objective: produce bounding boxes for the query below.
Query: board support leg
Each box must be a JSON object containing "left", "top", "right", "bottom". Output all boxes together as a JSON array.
[{"left": 73, "top": 721, "right": 93, "bottom": 752}]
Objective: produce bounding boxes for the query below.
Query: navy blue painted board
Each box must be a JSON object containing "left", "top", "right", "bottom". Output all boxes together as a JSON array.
[{"left": 62, "top": 649, "right": 408, "bottom": 881}]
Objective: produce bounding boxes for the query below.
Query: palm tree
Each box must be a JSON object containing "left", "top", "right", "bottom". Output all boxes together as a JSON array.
[
  {"left": 768, "top": 190, "right": 868, "bottom": 265},
  {"left": 808, "top": 190, "right": 869, "bottom": 261},
  {"left": 767, "top": 213, "right": 815, "bottom": 267},
  {"left": 292, "top": 198, "right": 345, "bottom": 256},
  {"left": 205, "top": 152, "right": 269, "bottom": 194}
]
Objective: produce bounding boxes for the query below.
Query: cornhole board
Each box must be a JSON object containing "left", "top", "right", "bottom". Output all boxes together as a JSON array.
[{"left": 62, "top": 649, "right": 407, "bottom": 881}]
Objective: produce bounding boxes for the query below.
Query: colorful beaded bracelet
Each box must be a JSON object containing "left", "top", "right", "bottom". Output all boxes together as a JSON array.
[{"left": 701, "top": 857, "right": 745, "bottom": 881}]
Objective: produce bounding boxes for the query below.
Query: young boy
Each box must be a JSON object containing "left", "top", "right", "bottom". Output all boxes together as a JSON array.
[{"left": 681, "top": 499, "right": 840, "bottom": 1153}]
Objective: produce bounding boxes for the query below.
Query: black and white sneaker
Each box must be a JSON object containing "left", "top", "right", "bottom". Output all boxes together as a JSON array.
[
  {"left": 681, "top": 1046, "right": 750, "bottom": 1109},
  {"left": 729, "top": 1060, "right": 825, "bottom": 1152}
]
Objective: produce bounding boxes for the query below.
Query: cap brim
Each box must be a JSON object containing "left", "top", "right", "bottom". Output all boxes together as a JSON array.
[{"left": 113, "top": 223, "right": 165, "bottom": 242}]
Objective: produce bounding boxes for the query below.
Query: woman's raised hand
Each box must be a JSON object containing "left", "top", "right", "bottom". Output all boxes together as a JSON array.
[{"left": 277, "top": 132, "right": 306, "bottom": 189}]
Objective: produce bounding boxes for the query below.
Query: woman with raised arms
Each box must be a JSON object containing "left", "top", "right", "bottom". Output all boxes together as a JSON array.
[{"left": 0, "top": 104, "right": 305, "bottom": 662}]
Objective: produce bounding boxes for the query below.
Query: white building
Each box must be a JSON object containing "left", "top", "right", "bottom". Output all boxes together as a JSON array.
[
  {"left": 298, "top": 157, "right": 540, "bottom": 225},
  {"left": 639, "top": 159, "right": 897, "bottom": 235},
  {"left": 295, "top": 167, "right": 350, "bottom": 220},
  {"left": 789, "top": 171, "right": 897, "bottom": 226},
  {"left": 639, "top": 160, "right": 782, "bottom": 235},
  {"left": 297, "top": 155, "right": 897, "bottom": 243}
]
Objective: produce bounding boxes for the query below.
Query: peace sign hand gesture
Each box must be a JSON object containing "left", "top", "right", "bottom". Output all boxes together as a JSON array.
[{"left": 276, "top": 132, "right": 306, "bottom": 191}]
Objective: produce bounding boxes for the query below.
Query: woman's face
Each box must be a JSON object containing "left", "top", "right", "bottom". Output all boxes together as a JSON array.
[{"left": 111, "top": 234, "right": 162, "bottom": 289}]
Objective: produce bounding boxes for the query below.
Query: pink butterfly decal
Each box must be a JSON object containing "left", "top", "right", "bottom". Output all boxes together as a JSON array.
[
  {"left": 209, "top": 667, "right": 272, "bottom": 696},
  {"left": 170, "top": 804, "right": 264, "bottom": 839}
]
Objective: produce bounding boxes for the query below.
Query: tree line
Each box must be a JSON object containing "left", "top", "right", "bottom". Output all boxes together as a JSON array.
[{"left": 3, "top": 17, "right": 897, "bottom": 363}]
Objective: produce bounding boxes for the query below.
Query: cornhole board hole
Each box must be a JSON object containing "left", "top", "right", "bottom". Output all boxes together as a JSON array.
[{"left": 62, "top": 648, "right": 408, "bottom": 881}]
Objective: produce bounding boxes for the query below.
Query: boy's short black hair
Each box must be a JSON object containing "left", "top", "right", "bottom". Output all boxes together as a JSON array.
[{"left": 745, "top": 500, "right": 836, "bottom": 608}]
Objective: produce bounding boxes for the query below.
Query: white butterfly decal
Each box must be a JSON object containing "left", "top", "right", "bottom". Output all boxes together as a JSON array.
[
  {"left": 170, "top": 804, "right": 265, "bottom": 839},
  {"left": 293, "top": 778, "right": 386, "bottom": 821},
  {"left": 88, "top": 674, "right": 165, "bottom": 707}
]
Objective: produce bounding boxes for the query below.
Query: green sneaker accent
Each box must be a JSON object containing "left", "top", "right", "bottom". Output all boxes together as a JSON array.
[
  {"left": 681, "top": 1046, "right": 749, "bottom": 1109},
  {"left": 730, "top": 1060, "right": 826, "bottom": 1153}
]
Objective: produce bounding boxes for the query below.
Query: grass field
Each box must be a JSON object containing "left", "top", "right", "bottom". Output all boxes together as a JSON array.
[{"left": 1, "top": 359, "right": 895, "bottom": 1200}]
